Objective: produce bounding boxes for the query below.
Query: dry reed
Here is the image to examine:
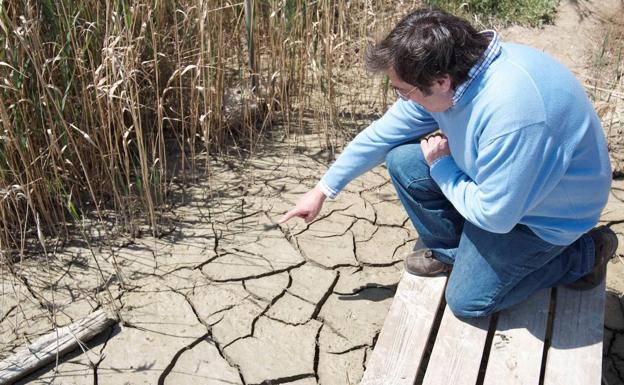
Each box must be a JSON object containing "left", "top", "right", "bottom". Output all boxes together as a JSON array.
[{"left": 0, "top": 0, "right": 413, "bottom": 256}]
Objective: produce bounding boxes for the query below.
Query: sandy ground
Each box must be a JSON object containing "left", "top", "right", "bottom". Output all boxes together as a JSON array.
[{"left": 1, "top": 0, "right": 624, "bottom": 384}]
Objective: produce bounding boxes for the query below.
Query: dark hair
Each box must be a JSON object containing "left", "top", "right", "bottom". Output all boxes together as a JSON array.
[{"left": 365, "top": 8, "right": 490, "bottom": 94}]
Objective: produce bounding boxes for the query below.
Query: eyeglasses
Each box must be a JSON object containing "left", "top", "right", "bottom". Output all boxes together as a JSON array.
[{"left": 393, "top": 85, "right": 418, "bottom": 101}]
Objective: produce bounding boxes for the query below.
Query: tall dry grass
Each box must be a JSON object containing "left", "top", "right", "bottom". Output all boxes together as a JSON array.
[
  {"left": 584, "top": 19, "right": 624, "bottom": 177},
  {"left": 0, "top": 1, "right": 414, "bottom": 255}
]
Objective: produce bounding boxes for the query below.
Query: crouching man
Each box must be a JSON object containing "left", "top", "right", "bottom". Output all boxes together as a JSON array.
[{"left": 279, "top": 7, "right": 617, "bottom": 318}]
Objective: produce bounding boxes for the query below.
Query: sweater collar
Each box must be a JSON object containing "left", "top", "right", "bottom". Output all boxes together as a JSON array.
[{"left": 451, "top": 30, "right": 501, "bottom": 106}]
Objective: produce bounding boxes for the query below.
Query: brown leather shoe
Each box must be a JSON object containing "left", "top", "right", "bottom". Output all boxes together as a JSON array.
[
  {"left": 404, "top": 240, "right": 452, "bottom": 277},
  {"left": 567, "top": 226, "right": 618, "bottom": 290}
]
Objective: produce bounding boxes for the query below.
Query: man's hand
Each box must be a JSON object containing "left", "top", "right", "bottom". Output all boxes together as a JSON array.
[
  {"left": 420, "top": 134, "right": 451, "bottom": 166},
  {"left": 278, "top": 186, "right": 327, "bottom": 224}
]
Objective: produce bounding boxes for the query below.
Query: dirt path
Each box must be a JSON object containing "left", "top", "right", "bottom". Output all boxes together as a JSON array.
[
  {"left": 1, "top": 1, "right": 623, "bottom": 384},
  {"left": 502, "top": 0, "right": 623, "bottom": 73}
]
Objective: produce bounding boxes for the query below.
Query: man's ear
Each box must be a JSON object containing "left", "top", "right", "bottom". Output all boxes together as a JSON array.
[{"left": 434, "top": 74, "right": 453, "bottom": 93}]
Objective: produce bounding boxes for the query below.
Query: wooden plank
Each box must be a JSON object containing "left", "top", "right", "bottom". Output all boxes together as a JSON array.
[
  {"left": 0, "top": 309, "right": 116, "bottom": 385},
  {"left": 360, "top": 271, "right": 447, "bottom": 385},
  {"left": 421, "top": 305, "right": 490, "bottom": 385},
  {"left": 483, "top": 289, "right": 551, "bottom": 385},
  {"left": 543, "top": 281, "right": 605, "bottom": 385}
]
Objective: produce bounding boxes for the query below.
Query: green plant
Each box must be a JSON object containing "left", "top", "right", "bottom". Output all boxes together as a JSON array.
[{"left": 425, "top": 0, "right": 560, "bottom": 27}]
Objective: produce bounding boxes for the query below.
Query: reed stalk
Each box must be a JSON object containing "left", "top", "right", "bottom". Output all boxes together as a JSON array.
[{"left": 0, "top": 0, "right": 569, "bottom": 256}]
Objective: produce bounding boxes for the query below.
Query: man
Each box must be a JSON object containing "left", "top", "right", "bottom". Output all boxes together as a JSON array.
[{"left": 278, "top": 8, "right": 617, "bottom": 318}]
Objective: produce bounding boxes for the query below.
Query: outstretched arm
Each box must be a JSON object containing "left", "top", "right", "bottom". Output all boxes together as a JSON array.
[
  {"left": 318, "top": 99, "right": 438, "bottom": 198},
  {"left": 280, "top": 99, "right": 438, "bottom": 224}
]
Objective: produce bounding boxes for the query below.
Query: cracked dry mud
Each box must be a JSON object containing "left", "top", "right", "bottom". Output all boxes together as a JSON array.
[
  {"left": 1, "top": 147, "right": 412, "bottom": 385},
  {"left": 3, "top": 140, "right": 624, "bottom": 385},
  {"left": 2, "top": 1, "right": 624, "bottom": 384}
]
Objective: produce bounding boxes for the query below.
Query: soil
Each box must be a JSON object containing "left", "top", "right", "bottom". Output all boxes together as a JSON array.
[{"left": 1, "top": 1, "right": 624, "bottom": 384}]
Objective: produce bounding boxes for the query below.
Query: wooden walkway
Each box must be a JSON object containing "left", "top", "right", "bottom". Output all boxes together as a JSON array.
[{"left": 361, "top": 272, "right": 605, "bottom": 385}]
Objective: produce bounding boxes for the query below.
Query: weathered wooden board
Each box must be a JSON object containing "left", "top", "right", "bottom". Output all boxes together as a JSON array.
[
  {"left": 0, "top": 309, "right": 116, "bottom": 385},
  {"left": 483, "top": 289, "right": 551, "bottom": 385},
  {"left": 421, "top": 305, "right": 490, "bottom": 385},
  {"left": 361, "top": 257, "right": 606, "bottom": 385},
  {"left": 543, "top": 281, "right": 605, "bottom": 385},
  {"left": 360, "top": 271, "right": 447, "bottom": 385}
]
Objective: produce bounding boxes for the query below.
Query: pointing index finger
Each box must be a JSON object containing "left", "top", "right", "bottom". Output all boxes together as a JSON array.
[{"left": 278, "top": 208, "right": 299, "bottom": 224}]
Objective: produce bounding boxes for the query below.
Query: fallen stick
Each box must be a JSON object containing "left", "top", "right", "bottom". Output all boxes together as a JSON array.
[{"left": 0, "top": 309, "right": 116, "bottom": 385}]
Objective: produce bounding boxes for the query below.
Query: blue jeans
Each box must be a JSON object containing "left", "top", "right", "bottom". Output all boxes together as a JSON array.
[{"left": 385, "top": 141, "right": 596, "bottom": 318}]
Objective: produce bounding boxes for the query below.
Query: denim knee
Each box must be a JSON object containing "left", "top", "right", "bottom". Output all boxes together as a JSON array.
[
  {"left": 385, "top": 143, "right": 431, "bottom": 189},
  {"left": 445, "top": 282, "right": 498, "bottom": 318}
]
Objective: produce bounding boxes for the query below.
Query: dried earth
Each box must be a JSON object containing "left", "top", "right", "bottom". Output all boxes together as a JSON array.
[{"left": 1, "top": 0, "right": 624, "bottom": 384}]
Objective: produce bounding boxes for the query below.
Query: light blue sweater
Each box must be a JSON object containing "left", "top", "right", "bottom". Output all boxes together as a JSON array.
[{"left": 319, "top": 42, "right": 612, "bottom": 245}]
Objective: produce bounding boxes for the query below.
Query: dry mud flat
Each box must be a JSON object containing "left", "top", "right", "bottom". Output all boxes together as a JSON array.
[
  {"left": 2, "top": 0, "right": 624, "bottom": 384},
  {"left": 4, "top": 144, "right": 624, "bottom": 385},
  {"left": 1, "top": 145, "right": 415, "bottom": 385}
]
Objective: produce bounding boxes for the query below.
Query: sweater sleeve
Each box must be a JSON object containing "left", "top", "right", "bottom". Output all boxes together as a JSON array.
[
  {"left": 429, "top": 123, "right": 566, "bottom": 233},
  {"left": 318, "top": 100, "right": 438, "bottom": 198}
]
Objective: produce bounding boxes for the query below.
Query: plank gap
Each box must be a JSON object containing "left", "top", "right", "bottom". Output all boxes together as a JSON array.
[
  {"left": 538, "top": 287, "right": 557, "bottom": 385},
  {"left": 414, "top": 292, "right": 448, "bottom": 385},
  {"left": 475, "top": 312, "right": 499, "bottom": 385}
]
